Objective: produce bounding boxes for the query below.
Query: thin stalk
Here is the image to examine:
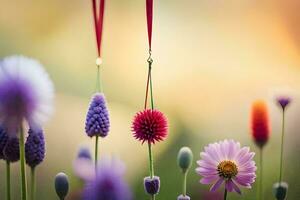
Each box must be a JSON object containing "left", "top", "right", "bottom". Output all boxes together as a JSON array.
[
  {"left": 183, "top": 172, "right": 187, "bottom": 196},
  {"left": 279, "top": 109, "right": 285, "bottom": 183},
  {"left": 224, "top": 189, "right": 228, "bottom": 200},
  {"left": 19, "top": 125, "right": 28, "bottom": 200},
  {"left": 30, "top": 167, "right": 36, "bottom": 200},
  {"left": 96, "top": 64, "right": 102, "bottom": 93},
  {"left": 149, "top": 63, "right": 154, "bottom": 110},
  {"left": 148, "top": 142, "right": 154, "bottom": 178},
  {"left": 259, "top": 148, "right": 263, "bottom": 200},
  {"left": 6, "top": 161, "right": 11, "bottom": 200},
  {"left": 95, "top": 135, "right": 99, "bottom": 171}
]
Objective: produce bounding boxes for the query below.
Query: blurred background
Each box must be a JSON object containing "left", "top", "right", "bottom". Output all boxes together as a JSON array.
[{"left": 0, "top": 0, "right": 300, "bottom": 199}]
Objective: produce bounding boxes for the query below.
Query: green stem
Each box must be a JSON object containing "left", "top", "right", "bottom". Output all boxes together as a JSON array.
[
  {"left": 224, "top": 189, "right": 228, "bottom": 200},
  {"left": 279, "top": 109, "right": 285, "bottom": 183},
  {"left": 6, "top": 161, "right": 11, "bottom": 200},
  {"left": 19, "top": 125, "right": 28, "bottom": 200},
  {"left": 30, "top": 167, "right": 36, "bottom": 200},
  {"left": 148, "top": 142, "right": 154, "bottom": 178},
  {"left": 95, "top": 135, "right": 99, "bottom": 171},
  {"left": 149, "top": 63, "right": 154, "bottom": 110},
  {"left": 183, "top": 172, "right": 187, "bottom": 196},
  {"left": 259, "top": 148, "right": 263, "bottom": 200}
]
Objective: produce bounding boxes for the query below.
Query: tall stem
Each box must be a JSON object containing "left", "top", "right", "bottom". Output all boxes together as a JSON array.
[
  {"left": 148, "top": 142, "right": 154, "bottom": 178},
  {"left": 30, "top": 167, "right": 36, "bottom": 200},
  {"left": 279, "top": 109, "right": 285, "bottom": 183},
  {"left": 95, "top": 135, "right": 99, "bottom": 171},
  {"left": 19, "top": 125, "right": 27, "bottom": 200},
  {"left": 6, "top": 161, "right": 11, "bottom": 200},
  {"left": 223, "top": 189, "right": 228, "bottom": 200},
  {"left": 259, "top": 148, "right": 263, "bottom": 200},
  {"left": 183, "top": 172, "right": 187, "bottom": 196}
]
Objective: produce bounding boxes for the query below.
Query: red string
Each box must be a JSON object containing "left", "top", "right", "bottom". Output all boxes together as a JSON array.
[
  {"left": 92, "top": 0, "right": 105, "bottom": 58},
  {"left": 146, "top": 0, "right": 153, "bottom": 50}
]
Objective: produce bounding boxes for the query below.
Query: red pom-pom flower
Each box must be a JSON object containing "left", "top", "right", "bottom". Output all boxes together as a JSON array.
[
  {"left": 250, "top": 100, "right": 270, "bottom": 148},
  {"left": 132, "top": 109, "right": 168, "bottom": 144}
]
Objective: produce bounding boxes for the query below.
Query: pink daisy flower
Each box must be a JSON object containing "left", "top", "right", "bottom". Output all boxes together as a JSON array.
[{"left": 196, "top": 140, "right": 256, "bottom": 194}]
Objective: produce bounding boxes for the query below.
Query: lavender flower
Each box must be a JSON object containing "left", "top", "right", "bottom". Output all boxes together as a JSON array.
[
  {"left": 0, "top": 126, "right": 8, "bottom": 159},
  {"left": 85, "top": 93, "right": 110, "bottom": 137},
  {"left": 25, "top": 128, "right": 45, "bottom": 168},
  {"left": 0, "top": 56, "right": 54, "bottom": 134},
  {"left": 144, "top": 176, "right": 160, "bottom": 195},
  {"left": 196, "top": 140, "right": 256, "bottom": 194},
  {"left": 276, "top": 97, "right": 291, "bottom": 110},
  {"left": 3, "top": 136, "right": 20, "bottom": 162},
  {"left": 73, "top": 157, "right": 132, "bottom": 200}
]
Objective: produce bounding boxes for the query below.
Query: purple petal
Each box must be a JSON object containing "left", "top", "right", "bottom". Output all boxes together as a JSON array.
[{"left": 210, "top": 178, "right": 224, "bottom": 192}]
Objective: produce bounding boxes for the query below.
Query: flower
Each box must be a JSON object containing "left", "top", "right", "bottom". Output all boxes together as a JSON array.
[
  {"left": 273, "top": 182, "right": 288, "bottom": 200},
  {"left": 132, "top": 109, "right": 168, "bottom": 144},
  {"left": 77, "top": 146, "right": 92, "bottom": 160},
  {"left": 276, "top": 97, "right": 291, "bottom": 110},
  {"left": 3, "top": 136, "right": 20, "bottom": 162},
  {"left": 25, "top": 128, "right": 45, "bottom": 168},
  {"left": 250, "top": 100, "right": 270, "bottom": 147},
  {"left": 73, "top": 157, "right": 132, "bottom": 200},
  {"left": 177, "top": 195, "right": 190, "bottom": 200},
  {"left": 55, "top": 172, "right": 69, "bottom": 200},
  {"left": 0, "top": 56, "right": 54, "bottom": 134},
  {"left": 0, "top": 126, "right": 8, "bottom": 160},
  {"left": 177, "top": 147, "right": 193, "bottom": 173},
  {"left": 196, "top": 140, "right": 256, "bottom": 194},
  {"left": 85, "top": 93, "right": 110, "bottom": 138},
  {"left": 144, "top": 176, "right": 160, "bottom": 195}
]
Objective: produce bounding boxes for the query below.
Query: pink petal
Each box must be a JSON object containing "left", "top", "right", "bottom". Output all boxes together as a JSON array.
[
  {"left": 210, "top": 178, "right": 224, "bottom": 192},
  {"left": 232, "top": 180, "right": 242, "bottom": 194},
  {"left": 225, "top": 180, "right": 234, "bottom": 192},
  {"left": 200, "top": 175, "right": 218, "bottom": 184}
]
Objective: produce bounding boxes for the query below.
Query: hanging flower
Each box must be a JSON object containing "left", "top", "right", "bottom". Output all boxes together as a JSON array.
[
  {"left": 250, "top": 100, "right": 270, "bottom": 148},
  {"left": 85, "top": 93, "right": 110, "bottom": 138},
  {"left": 3, "top": 136, "right": 20, "bottom": 162},
  {"left": 132, "top": 109, "right": 168, "bottom": 144},
  {"left": 0, "top": 56, "right": 54, "bottom": 134},
  {"left": 196, "top": 140, "right": 256, "bottom": 194},
  {"left": 276, "top": 96, "right": 291, "bottom": 110},
  {"left": 73, "top": 157, "right": 132, "bottom": 200},
  {"left": 25, "top": 128, "right": 45, "bottom": 168},
  {"left": 0, "top": 126, "right": 8, "bottom": 160}
]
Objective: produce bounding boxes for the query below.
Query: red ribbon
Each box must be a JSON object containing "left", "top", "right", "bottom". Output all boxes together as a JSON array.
[
  {"left": 92, "top": 0, "right": 105, "bottom": 57},
  {"left": 146, "top": 0, "right": 153, "bottom": 50}
]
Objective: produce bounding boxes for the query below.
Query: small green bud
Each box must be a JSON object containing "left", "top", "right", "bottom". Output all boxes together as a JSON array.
[
  {"left": 177, "top": 147, "right": 193, "bottom": 173},
  {"left": 55, "top": 172, "right": 69, "bottom": 200},
  {"left": 273, "top": 182, "right": 288, "bottom": 200}
]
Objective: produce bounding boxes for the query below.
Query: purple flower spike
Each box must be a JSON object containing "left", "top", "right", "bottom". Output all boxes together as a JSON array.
[
  {"left": 85, "top": 93, "right": 110, "bottom": 138},
  {"left": 177, "top": 195, "right": 190, "bottom": 200},
  {"left": 144, "top": 176, "right": 160, "bottom": 195},
  {"left": 276, "top": 97, "right": 291, "bottom": 110},
  {"left": 0, "top": 127, "right": 8, "bottom": 159},
  {"left": 25, "top": 128, "right": 45, "bottom": 168},
  {"left": 3, "top": 136, "right": 20, "bottom": 162}
]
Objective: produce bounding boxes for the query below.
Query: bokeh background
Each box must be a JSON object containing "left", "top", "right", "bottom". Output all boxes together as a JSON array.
[{"left": 0, "top": 0, "right": 300, "bottom": 199}]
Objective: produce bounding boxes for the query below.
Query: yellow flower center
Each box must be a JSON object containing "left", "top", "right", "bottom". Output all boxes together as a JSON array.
[{"left": 217, "top": 160, "right": 238, "bottom": 179}]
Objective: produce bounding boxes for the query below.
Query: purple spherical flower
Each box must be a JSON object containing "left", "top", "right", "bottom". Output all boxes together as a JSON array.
[
  {"left": 25, "top": 128, "right": 45, "bottom": 168},
  {"left": 196, "top": 140, "right": 256, "bottom": 194},
  {"left": 3, "top": 136, "right": 20, "bottom": 162},
  {"left": 144, "top": 176, "right": 160, "bottom": 195},
  {"left": 85, "top": 93, "right": 110, "bottom": 138},
  {"left": 0, "top": 126, "right": 8, "bottom": 159},
  {"left": 276, "top": 96, "right": 291, "bottom": 110},
  {"left": 0, "top": 56, "right": 54, "bottom": 134}
]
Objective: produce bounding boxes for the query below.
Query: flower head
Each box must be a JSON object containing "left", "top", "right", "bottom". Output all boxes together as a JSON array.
[
  {"left": 250, "top": 100, "right": 270, "bottom": 148},
  {"left": 177, "top": 195, "right": 190, "bottom": 200},
  {"left": 0, "top": 126, "right": 8, "bottom": 160},
  {"left": 177, "top": 147, "right": 193, "bottom": 173},
  {"left": 132, "top": 109, "right": 168, "bottom": 144},
  {"left": 273, "top": 182, "right": 288, "bottom": 200},
  {"left": 55, "top": 172, "right": 69, "bottom": 200},
  {"left": 25, "top": 128, "right": 45, "bottom": 168},
  {"left": 276, "top": 97, "right": 291, "bottom": 110},
  {"left": 73, "top": 157, "right": 132, "bottom": 200},
  {"left": 0, "top": 56, "right": 54, "bottom": 134},
  {"left": 77, "top": 146, "right": 92, "bottom": 160},
  {"left": 3, "top": 136, "right": 20, "bottom": 162},
  {"left": 196, "top": 140, "right": 256, "bottom": 194},
  {"left": 85, "top": 93, "right": 110, "bottom": 138},
  {"left": 144, "top": 176, "right": 160, "bottom": 195}
]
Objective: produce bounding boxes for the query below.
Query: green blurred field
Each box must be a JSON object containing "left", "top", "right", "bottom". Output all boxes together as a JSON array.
[{"left": 0, "top": 0, "right": 300, "bottom": 199}]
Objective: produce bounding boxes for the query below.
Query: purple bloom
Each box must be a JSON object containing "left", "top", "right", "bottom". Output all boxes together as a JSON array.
[
  {"left": 25, "top": 128, "right": 45, "bottom": 168},
  {"left": 55, "top": 172, "right": 69, "bottom": 200},
  {"left": 196, "top": 140, "right": 256, "bottom": 194},
  {"left": 276, "top": 97, "right": 291, "bottom": 110},
  {"left": 0, "top": 126, "right": 8, "bottom": 159},
  {"left": 3, "top": 136, "right": 20, "bottom": 162},
  {"left": 77, "top": 146, "right": 92, "bottom": 160},
  {"left": 0, "top": 56, "right": 54, "bottom": 134},
  {"left": 177, "top": 195, "right": 190, "bottom": 200},
  {"left": 85, "top": 93, "right": 110, "bottom": 138},
  {"left": 73, "top": 157, "right": 132, "bottom": 200},
  {"left": 144, "top": 176, "right": 160, "bottom": 195}
]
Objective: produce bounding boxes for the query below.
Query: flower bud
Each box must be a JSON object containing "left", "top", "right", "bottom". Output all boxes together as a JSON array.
[
  {"left": 177, "top": 147, "right": 193, "bottom": 173},
  {"left": 144, "top": 176, "right": 160, "bottom": 195},
  {"left": 273, "top": 182, "right": 288, "bottom": 200},
  {"left": 177, "top": 194, "right": 190, "bottom": 200},
  {"left": 55, "top": 172, "right": 69, "bottom": 200}
]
